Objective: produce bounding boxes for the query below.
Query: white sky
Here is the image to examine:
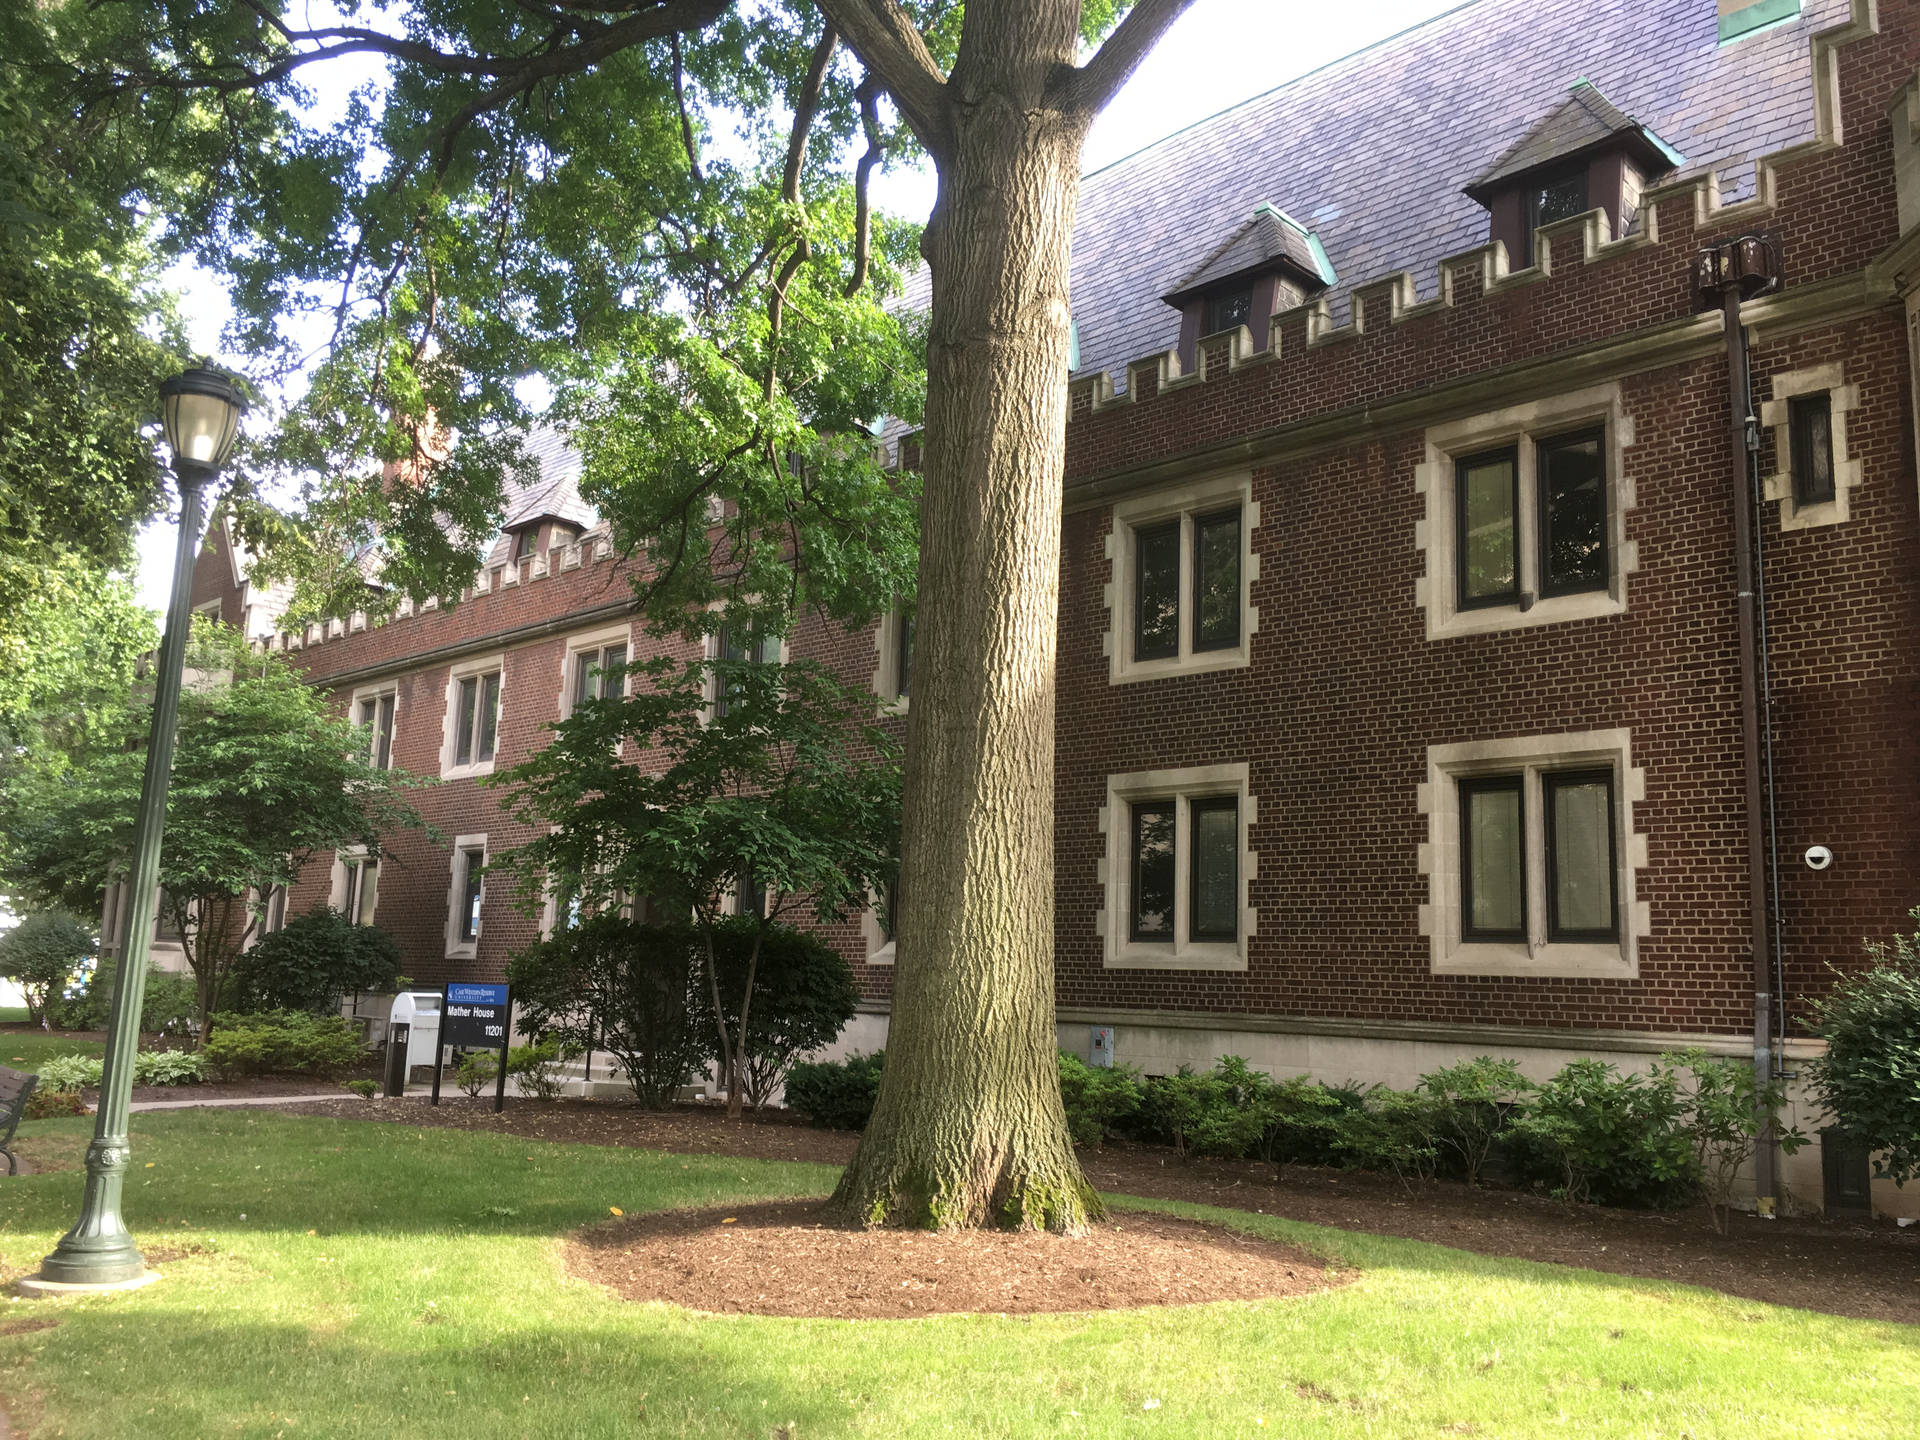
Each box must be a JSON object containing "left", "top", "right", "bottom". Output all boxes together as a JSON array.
[{"left": 133, "top": 0, "right": 1470, "bottom": 613}]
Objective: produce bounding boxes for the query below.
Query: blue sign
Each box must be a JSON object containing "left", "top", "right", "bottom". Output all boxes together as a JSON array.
[{"left": 448, "top": 983, "right": 509, "bottom": 1006}]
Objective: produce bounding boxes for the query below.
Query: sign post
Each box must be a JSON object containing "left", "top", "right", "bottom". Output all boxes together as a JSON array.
[{"left": 439, "top": 982, "right": 513, "bottom": 1113}]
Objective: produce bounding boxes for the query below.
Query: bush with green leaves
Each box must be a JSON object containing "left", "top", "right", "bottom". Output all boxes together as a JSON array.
[
  {"left": 454, "top": 1048, "right": 498, "bottom": 1099},
  {"left": 34, "top": 1054, "right": 104, "bottom": 1092},
  {"left": 1331, "top": 1087, "right": 1442, "bottom": 1186},
  {"left": 1503, "top": 1059, "right": 1698, "bottom": 1209},
  {"left": 226, "top": 908, "right": 405, "bottom": 1015},
  {"left": 47, "top": 959, "right": 197, "bottom": 1036},
  {"left": 1657, "top": 1048, "right": 1805, "bottom": 1230},
  {"left": 201, "top": 1011, "right": 369, "bottom": 1079},
  {"left": 706, "top": 918, "right": 859, "bottom": 1111},
  {"left": 23, "top": 1087, "right": 87, "bottom": 1119},
  {"left": 343, "top": 1079, "right": 379, "bottom": 1099},
  {"left": 1140, "top": 1060, "right": 1269, "bottom": 1160},
  {"left": 1259, "top": 1075, "right": 1361, "bottom": 1167},
  {"left": 508, "top": 916, "right": 708, "bottom": 1108},
  {"left": 1809, "top": 906, "right": 1920, "bottom": 1186},
  {"left": 1056, "top": 1052, "right": 1145, "bottom": 1147},
  {"left": 507, "top": 1039, "right": 576, "bottom": 1101},
  {"left": 1417, "top": 1057, "right": 1535, "bottom": 1186},
  {"left": 784, "top": 1050, "right": 886, "bottom": 1130},
  {"left": 0, "top": 910, "right": 94, "bottom": 1025},
  {"left": 131, "top": 1050, "right": 206, "bottom": 1086}
]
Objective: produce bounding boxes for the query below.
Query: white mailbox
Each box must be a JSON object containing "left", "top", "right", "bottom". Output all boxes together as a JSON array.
[{"left": 389, "top": 991, "right": 443, "bottom": 1070}]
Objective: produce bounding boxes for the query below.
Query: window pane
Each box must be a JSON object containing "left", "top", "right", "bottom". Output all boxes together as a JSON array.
[
  {"left": 1549, "top": 773, "right": 1616, "bottom": 938},
  {"left": 455, "top": 677, "right": 477, "bottom": 765},
  {"left": 461, "top": 850, "right": 484, "bottom": 942},
  {"left": 1534, "top": 172, "right": 1587, "bottom": 228},
  {"left": 1192, "top": 508, "right": 1241, "bottom": 651},
  {"left": 1457, "top": 450, "right": 1518, "bottom": 606},
  {"left": 896, "top": 610, "right": 914, "bottom": 698},
  {"left": 343, "top": 862, "right": 361, "bottom": 925},
  {"left": 1190, "top": 798, "right": 1238, "bottom": 942},
  {"left": 478, "top": 672, "right": 500, "bottom": 762},
  {"left": 1462, "top": 780, "right": 1524, "bottom": 938},
  {"left": 375, "top": 695, "right": 394, "bottom": 769},
  {"left": 573, "top": 651, "right": 596, "bottom": 709},
  {"left": 1129, "top": 802, "right": 1176, "bottom": 941},
  {"left": 1134, "top": 521, "right": 1181, "bottom": 661},
  {"left": 358, "top": 861, "right": 380, "bottom": 926},
  {"left": 1540, "top": 429, "right": 1607, "bottom": 595},
  {"left": 1790, "top": 392, "right": 1835, "bottom": 505},
  {"left": 600, "top": 644, "right": 626, "bottom": 700},
  {"left": 1205, "top": 288, "right": 1253, "bottom": 336}
]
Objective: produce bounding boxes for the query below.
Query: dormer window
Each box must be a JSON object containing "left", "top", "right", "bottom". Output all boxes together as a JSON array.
[
  {"left": 1163, "top": 203, "right": 1334, "bottom": 372},
  {"left": 514, "top": 528, "right": 538, "bottom": 562},
  {"left": 1204, "top": 288, "right": 1254, "bottom": 338},
  {"left": 1466, "top": 81, "right": 1682, "bottom": 269}
]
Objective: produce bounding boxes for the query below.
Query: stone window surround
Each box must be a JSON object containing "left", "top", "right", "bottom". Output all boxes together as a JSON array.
[
  {"left": 1097, "top": 762, "right": 1257, "bottom": 972},
  {"left": 1103, "top": 471, "right": 1260, "bottom": 685},
  {"left": 557, "top": 620, "right": 634, "bottom": 720},
  {"left": 349, "top": 681, "right": 400, "bottom": 770},
  {"left": 860, "top": 890, "right": 895, "bottom": 966},
  {"left": 1415, "top": 382, "right": 1638, "bottom": 640},
  {"left": 1760, "top": 361, "right": 1862, "bottom": 531},
  {"left": 870, "top": 604, "right": 912, "bottom": 716},
  {"left": 440, "top": 652, "right": 506, "bottom": 779},
  {"left": 445, "top": 833, "right": 488, "bottom": 959},
  {"left": 701, "top": 607, "right": 790, "bottom": 722},
  {"left": 328, "top": 845, "right": 379, "bottom": 926},
  {"left": 1418, "top": 729, "right": 1649, "bottom": 979}
]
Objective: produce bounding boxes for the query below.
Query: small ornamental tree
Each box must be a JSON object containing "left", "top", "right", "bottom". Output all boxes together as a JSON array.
[
  {"left": 1810, "top": 907, "right": 1920, "bottom": 1186},
  {"left": 0, "top": 910, "right": 96, "bottom": 1026},
  {"left": 0, "top": 620, "right": 428, "bottom": 1040},
  {"left": 707, "top": 915, "right": 859, "bottom": 1109},
  {"left": 227, "top": 907, "right": 406, "bottom": 1015},
  {"left": 495, "top": 652, "right": 899, "bottom": 1119}
]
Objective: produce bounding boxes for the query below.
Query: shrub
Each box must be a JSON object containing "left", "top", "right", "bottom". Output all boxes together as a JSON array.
[
  {"left": 47, "top": 959, "right": 198, "bottom": 1037},
  {"left": 202, "top": 1011, "right": 369, "bottom": 1078},
  {"left": 507, "top": 1039, "right": 575, "bottom": 1101},
  {"left": 1503, "top": 1058, "right": 1698, "bottom": 1209},
  {"left": 131, "top": 1050, "right": 206, "bottom": 1086},
  {"left": 1659, "top": 1048, "right": 1806, "bottom": 1231},
  {"left": 1416, "top": 1057, "right": 1534, "bottom": 1186},
  {"left": 343, "top": 1079, "right": 378, "bottom": 1099},
  {"left": 227, "top": 908, "right": 404, "bottom": 1015},
  {"left": 1258, "top": 1075, "right": 1357, "bottom": 1167},
  {"left": 508, "top": 917, "right": 707, "bottom": 1108},
  {"left": 705, "top": 918, "right": 860, "bottom": 1111},
  {"left": 1141, "top": 1061, "right": 1265, "bottom": 1160},
  {"left": 454, "top": 1048, "right": 498, "bottom": 1099},
  {"left": 1056, "top": 1052, "right": 1145, "bottom": 1147},
  {"left": 1332, "top": 1087, "right": 1441, "bottom": 1186},
  {"left": 0, "top": 911, "right": 94, "bottom": 1025},
  {"left": 23, "top": 1087, "right": 87, "bottom": 1119},
  {"left": 35, "top": 1055, "right": 104, "bottom": 1092},
  {"left": 784, "top": 1050, "right": 885, "bottom": 1130},
  {"left": 1808, "top": 906, "right": 1920, "bottom": 1186}
]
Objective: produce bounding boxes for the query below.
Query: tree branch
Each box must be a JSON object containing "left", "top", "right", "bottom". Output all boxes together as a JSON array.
[
  {"left": 812, "top": 0, "right": 949, "bottom": 152},
  {"left": 845, "top": 72, "right": 883, "bottom": 297},
  {"left": 1053, "top": 0, "right": 1199, "bottom": 116}
]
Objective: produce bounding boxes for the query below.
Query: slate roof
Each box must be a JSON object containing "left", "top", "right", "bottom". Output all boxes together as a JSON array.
[
  {"left": 482, "top": 423, "right": 599, "bottom": 565},
  {"left": 1163, "top": 204, "right": 1336, "bottom": 305},
  {"left": 1464, "top": 80, "right": 1683, "bottom": 202},
  {"left": 1065, "top": 0, "right": 1841, "bottom": 390}
]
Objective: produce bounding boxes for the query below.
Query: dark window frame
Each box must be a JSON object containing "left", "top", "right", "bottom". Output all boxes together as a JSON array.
[
  {"left": 1523, "top": 167, "right": 1588, "bottom": 265},
  {"left": 1204, "top": 286, "right": 1255, "bottom": 337},
  {"left": 1459, "top": 774, "right": 1526, "bottom": 942},
  {"left": 1536, "top": 425, "right": 1610, "bottom": 599},
  {"left": 573, "top": 642, "right": 626, "bottom": 710},
  {"left": 1543, "top": 768, "right": 1620, "bottom": 942},
  {"left": 1455, "top": 445, "right": 1522, "bottom": 611},
  {"left": 1132, "top": 519, "right": 1183, "bottom": 663},
  {"left": 1789, "top": 391, "right": 1836, "bottom": 507},
  {"left": 1187, "top": 795, "right": 1240, "bottom": 944},
  {"left": 895, "top": 607, "right": 914, "bottom": 699},
  {"left": 514, "top": 527, "right": 539, "bottom": 562},
  {"left": 1128, "top": 799, "right": 1177, "bottom": 943},
  {"left": 358, "top": 691, "right": 396, "bottom": 770},
  {"left": 1190, "top": 507, "right": 1243, "bottom": 653},
  {"left": 457, "top": 848, "right": 485, "bottom": 944},
  {"left": 453, "top": 671, "right": 500, "bottom": 766}
]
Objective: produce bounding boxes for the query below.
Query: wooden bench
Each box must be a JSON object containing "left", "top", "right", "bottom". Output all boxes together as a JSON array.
[{"left": 0, "top": 1065, "right": 41, "bottom": 1176}]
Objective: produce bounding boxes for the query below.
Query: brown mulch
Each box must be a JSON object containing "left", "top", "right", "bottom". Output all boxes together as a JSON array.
[
  {"left": 570, "top": 1200, "right": 1338, "bottom": 1318},
  {"left": 269, "top": 1095, "right": 1920, "bottom": 1326}
]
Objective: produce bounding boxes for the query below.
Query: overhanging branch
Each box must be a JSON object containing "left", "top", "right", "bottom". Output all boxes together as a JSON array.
[
  {"left": 813, "top": 0, "right": 950, "bottom": 153},
  {"left": 1054, "top": 0, "right": 1199, "bottom": 116}
]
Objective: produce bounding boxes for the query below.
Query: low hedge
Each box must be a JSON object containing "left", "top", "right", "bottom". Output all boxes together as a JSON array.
[{"left": 203, "top": 1011, "right": 368, "bottom": 1078}]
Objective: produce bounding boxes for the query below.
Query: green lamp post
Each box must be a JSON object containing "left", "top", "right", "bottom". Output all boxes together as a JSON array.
[{"left": 23, "top": 362, "right": 245, "bottom": 1294}]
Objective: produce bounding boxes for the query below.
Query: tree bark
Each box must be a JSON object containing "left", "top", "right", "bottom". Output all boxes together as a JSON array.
[{"left": 826, "top": 1, "right": 1102, "bottom": 1233}]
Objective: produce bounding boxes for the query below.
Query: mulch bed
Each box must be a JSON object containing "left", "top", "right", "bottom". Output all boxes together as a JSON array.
[
  {"left": 271, "top": 1095, "right": 1920, "bottom": 1325},
  {"left": 570, "top": 1200, "right": 1337, "bottom": 1318}
]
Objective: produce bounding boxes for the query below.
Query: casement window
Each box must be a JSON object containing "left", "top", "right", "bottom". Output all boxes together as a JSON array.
[
  {"left": 872, "top": 605, "right": 913, "bottom": 712},
  {"left": 1521, "top": 170, "right": 1587, "bottom": 264},
  {"left": 262, "top": 885, "right": 288, "bottom": 936},
  {"left": 446, "top": 836, "right": 488, "bottom": 956},
  {"left": 153, "top": 888, "right": 186, "bottom": 945},
  {"left": 1761, "top": 363, "right": 1861, "bottom": 530},
  {"left": 1422, "top": 731, "right": 1645, "bottom": 978},
  {"left": 1204, "top": 287, "right": 1253, "bottom": 337},
  {"left": 571, "top": 642, "right": 627, "bottom": 710},
  {"left": 514, "top": 528, "right": 538, "bottom": 562},
  {"left": 332, "top": 851, "right": 380, "bottom": 926},
  {"left": 861, "top": 877, "right": 900, "bottom": 964},
  {"left": 442, "top": 656, "right": 505, "bottom": 777},
  {"left": 1106, "top": 474, "right": 1258, "bottom": 684},
  {"left": 1419, "top": 384, "right": 1632, "bottom": 639},
  {"left": 712, "top": 624, "right": 779, "bottom": 719},
  {"left": 1100, "top": 763, "right": 1254, "bottom": 970},
  {"left": 354, "top": 689, "right": 397, "bottom": 770}
]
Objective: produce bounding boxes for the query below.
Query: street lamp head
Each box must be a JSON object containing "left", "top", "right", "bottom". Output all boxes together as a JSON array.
[{"left": 158, "top": 362, "right": 246, "bottom": 475}]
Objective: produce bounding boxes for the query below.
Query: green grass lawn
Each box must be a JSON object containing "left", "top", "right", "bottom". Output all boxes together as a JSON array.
[
  {"left": 0, "top": 1029, "right": 106, "bottom": 1071},
  {"left": 0, "top": 1112, "right": 1914, "bottom": 1438}
]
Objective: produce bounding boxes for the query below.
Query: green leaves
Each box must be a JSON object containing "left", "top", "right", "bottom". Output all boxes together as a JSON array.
[{"left": 1810, "top": 906, "right": 1920, "bottom": 1185}]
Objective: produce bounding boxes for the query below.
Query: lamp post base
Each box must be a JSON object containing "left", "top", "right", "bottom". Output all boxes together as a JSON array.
[{"left": 16, "top": 1271, "right": 160, "bottom": 1298}]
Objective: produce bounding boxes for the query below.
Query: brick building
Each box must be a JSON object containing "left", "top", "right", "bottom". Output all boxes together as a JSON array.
[{"left": 176, "top": 0, "right": 1920, "bottom": 1214}]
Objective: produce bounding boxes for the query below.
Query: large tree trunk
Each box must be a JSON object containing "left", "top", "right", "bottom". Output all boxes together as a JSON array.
[{"left": 827, "top": 4, "right": 1101, "bottom": 1233}]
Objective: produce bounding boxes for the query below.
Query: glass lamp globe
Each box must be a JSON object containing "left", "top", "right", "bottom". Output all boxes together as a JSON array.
[{"left": 158, "top": 363, "right": 246, "bottom": 472}]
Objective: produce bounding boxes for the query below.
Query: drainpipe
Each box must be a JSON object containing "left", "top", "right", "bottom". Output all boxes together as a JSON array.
[{"left": 1693, "top": 236, "right": 1782, "bottom": 1216}]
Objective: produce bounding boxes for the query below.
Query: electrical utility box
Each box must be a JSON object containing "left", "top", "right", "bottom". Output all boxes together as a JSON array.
[{"left": 1089, "top": 1026, "right": 1115, "bottom": 1069}]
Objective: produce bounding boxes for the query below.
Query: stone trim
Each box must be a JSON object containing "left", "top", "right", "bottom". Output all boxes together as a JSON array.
[
  {"left": 445, "top": 833, "right": 488, "bottom": 960},
  {"left": 556, "top": 620, "right": 635, "bottom": 720},
  {"left": 870, "top": 605, "right": 911, "bottom": 717},
  {"left": 439, "top": 652, "right": 506, "bottom": 780},
  {"left": 1415, "top": 382, "right": 1636, "bottom": 639},
  {"left": 1103, "top": 471, "right": 1259, "bottom": 685},
  {"left": 1760, "top": 361, "right": 1863, "bottom": 531},
  {"left": 1419, "top": 728, "right": 1649, "bottom": 979},
  {"left": 1097, "top": 762, "right": 1256, "bottom": 972}
]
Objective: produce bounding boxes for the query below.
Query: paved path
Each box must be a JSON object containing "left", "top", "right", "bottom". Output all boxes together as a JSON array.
[{"left": 123, "top": 1092, "right": 364, "bottom": 1113}]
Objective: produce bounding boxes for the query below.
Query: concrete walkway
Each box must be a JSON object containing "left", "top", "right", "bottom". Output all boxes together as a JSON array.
[{"left": 122, "top": 1092, "right": 352, "bottom": 1113}]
